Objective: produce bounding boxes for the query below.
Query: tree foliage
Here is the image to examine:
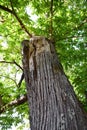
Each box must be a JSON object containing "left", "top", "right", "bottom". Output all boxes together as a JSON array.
[{"left": 0, "top": 0, "right": 87, "bottom": 129}]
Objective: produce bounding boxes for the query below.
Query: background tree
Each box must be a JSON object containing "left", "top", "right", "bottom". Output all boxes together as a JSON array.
[{"left": 0, "top": 0, "right": 87, "bottom": 129}]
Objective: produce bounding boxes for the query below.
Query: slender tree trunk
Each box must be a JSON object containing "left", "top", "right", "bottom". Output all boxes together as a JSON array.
[{"left": 22, "top": 36, "right": 87, "bottom": 130}]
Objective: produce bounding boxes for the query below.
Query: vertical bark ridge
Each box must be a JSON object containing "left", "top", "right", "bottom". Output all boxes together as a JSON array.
[{"left": 29, "top": 52, "right": 87, "bottom": 130}]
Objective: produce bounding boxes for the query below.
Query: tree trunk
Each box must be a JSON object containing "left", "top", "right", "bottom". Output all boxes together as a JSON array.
[{"left": 22, "top": 36, "right": 87, "bottom": 130}]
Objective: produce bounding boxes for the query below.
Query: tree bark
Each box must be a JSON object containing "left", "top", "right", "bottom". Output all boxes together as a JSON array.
[{"left": 22, "top": 36, "right": 87, "bottom": 130}]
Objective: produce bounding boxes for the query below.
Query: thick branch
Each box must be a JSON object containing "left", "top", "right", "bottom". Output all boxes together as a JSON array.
[
  {"left": 0, "top": 4, "right": 32, "bottom": 37},
  {"left": 12, "top": 10, "right": 32, "bottom": 37},
  {"left": 0, "top": 94, "right": 27, "bottom": 114},
  {"left": 0, "top": 5, "right": 13, "bottom": 14}
]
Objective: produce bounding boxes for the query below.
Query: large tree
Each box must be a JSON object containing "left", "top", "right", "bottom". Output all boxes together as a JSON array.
[
  {"left": 22, "top": 36, "right": 87, "bottom": 130},
  {"left": 0, "top": 0, "right": 87, "bottom": 129}
]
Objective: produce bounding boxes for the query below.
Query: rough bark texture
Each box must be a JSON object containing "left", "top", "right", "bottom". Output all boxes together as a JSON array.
[{"left": 22, "top": 36, "right": 87, "bottom": 130}]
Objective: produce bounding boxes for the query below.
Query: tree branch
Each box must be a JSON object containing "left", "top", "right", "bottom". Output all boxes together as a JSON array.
[
  {"left": 0, "top": 94, "right": 27, "bottom": 114},
  {"left": 0, "top": 5, "right": 13, "bottom": 14},
  {"left": 0, "top": 60, "right": 24, "bottom": 87},
  {"left": 18, "top": 72, "right": 24, "bottom": 88},
  {"left": 0, "top": 4, "right": 32, "bottom": 37},
  {"left": 0, "top": 60, "right": 23, "bottom": 70},
  {"left": 0, "top": 75, "right": 18, "bottom": 87},
  {"left": 13, "top": 60, "right": 23, "bottom": 70}
]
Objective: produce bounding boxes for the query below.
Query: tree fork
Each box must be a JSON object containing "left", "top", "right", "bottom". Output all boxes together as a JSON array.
[{"left": 22, "top": 36, "right": 87, "bottom": 130}]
